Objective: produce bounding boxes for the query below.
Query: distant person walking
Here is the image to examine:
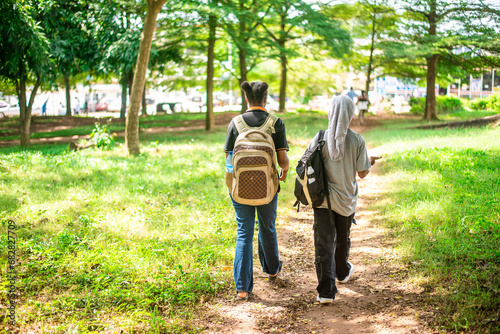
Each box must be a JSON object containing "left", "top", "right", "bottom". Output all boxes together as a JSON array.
[
  {"left": 224, "top": 81, "right": 290, "bottom": 301},
  {"left": 42, "top": 98, "right": 48, "bottom": 116},
  {"left": 304, "top": 95, "right": 380, "bottom": 304},
  {"left": 59, "top": 102, "right": 65, "bottom": 116},
  {"left": 356, "top": 90, "right": 370, "bottom": 125},
  {"left": 75, "top": 99, "right": 81, "bottom": 115},
  {"left": 346, "top": 87, "right": 358, "bottom": 101},
  {"left": 83, "top": 98, "right": 88, "bottom": 115}
]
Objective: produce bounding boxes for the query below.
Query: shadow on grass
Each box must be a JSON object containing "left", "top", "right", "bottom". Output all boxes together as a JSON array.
[{"left": 0, "top": 194, "right": 19, "bottom": 213}]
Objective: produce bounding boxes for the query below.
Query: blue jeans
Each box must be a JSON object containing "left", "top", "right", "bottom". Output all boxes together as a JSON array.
[{"left": 230, "top": 193, "right": 282, "bottom": 293}]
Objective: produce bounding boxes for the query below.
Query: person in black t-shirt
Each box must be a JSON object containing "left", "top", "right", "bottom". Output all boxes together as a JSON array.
[
  {"left": 224, "top": 81, "right": 289, "bottom": 301},
  {"left": 357, "top": 90, "right": 370, "bottom": 125}
]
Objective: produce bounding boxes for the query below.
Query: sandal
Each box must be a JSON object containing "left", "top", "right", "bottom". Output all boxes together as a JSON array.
[
  {"left": 269, "top": 262, "right": 283, "bottom": 281},
  {"left": 236, "top": 291, "right": 251, "bottom": 301}
]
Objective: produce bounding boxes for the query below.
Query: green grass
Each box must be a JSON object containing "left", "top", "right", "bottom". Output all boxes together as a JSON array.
[
  {"left": 0, "top": 112, "right": 323, "bottom": 332},
  {"left": 2, "top": 111, "right": 498, "bottom": 332},
  {"left": 0, "top": 124, "right": 232, "bottom": 331},
  {"left": 439, "top": 109, "right": 498, "bottom": 121},
  {"left": 364, "top": 122, "right": 500, "bottom": 332}
]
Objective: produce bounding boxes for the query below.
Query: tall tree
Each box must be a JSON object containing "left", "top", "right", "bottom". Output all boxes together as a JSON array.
[
  {"left": 178, "top": 0, "right": 221, "bottom": 130},
  {"left": 398, "top": 0, "right": 500, "bottom": 121},
  {"left": 260, "top": 0, "right": 351, "bottom": 113},
  {"left": 0, "top": 0, "right": 50, "bottom": 146},
  {"left": 327, "top": 0, "right": 399, "bottom": 124},
  {"left": 100, "top": 0, "right": 146, "bottom": 120},
  {"left": 206, "top": 7, "right": 217, "bottom": 131},
  {"left": 126, "top": 0, "right": 168, "bottom": 155},
  {"left": 219, "top": 0, "right": 268, "bottom": 113},
  {"left": 106, "top": 29, "right": 141, "bottom": 119},
  {"left": 38, "top": 0, "right": 100, "bottom": 117}
]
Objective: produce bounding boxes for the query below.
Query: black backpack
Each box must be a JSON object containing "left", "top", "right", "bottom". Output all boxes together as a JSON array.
[{"left": 293, "top": 130, "right": 334, "bottom": 223}]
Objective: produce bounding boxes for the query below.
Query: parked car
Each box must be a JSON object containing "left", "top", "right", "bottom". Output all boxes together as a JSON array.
[
  {"left": 0, "top": 100, "right": 9, "bottom": 109},
  {"left": 95, "top": 99, "right": 110, "bottom": 111},
  {"left": 156, "top": 102, "right": 183, "bottom": 114}
]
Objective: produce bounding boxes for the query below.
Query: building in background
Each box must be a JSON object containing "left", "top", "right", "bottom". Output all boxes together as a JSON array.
[{"left": 448, "top": 69, "right": 500, "bottom": 99}]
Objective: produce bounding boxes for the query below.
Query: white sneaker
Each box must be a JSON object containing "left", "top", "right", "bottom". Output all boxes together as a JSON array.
[
  {"left": 337, "top": 262, "right": 355, "bottom": 284},
  {"left": 316, "top": 295, "right": 334, "bottom": 304}
]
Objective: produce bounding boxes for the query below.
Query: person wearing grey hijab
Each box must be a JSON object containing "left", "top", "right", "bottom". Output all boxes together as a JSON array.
[
  {"left": 326, "top": 95, "right": 356, "bottom": 161},
  {"left": 304, "top": 95, "right": 380, "bottom": 304}
]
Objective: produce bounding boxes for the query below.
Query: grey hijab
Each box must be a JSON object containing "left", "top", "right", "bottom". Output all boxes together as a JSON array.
[{"left": 327, "top": 95, "right": 355, "bottom": 161}]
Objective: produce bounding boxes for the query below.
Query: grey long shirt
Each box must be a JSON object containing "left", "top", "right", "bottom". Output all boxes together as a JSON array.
[{"left": 306, "top": 129, "right": 371, "bottom": 217}]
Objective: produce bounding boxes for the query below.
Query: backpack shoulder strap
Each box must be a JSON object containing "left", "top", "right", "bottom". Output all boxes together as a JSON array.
[
  {"left": 234, "top": 115, "right": 248, "bottom": 134},
  {"left": 260, "top": 114, "right": 278, "bottom": 135},
  {"left": 317, "top": 129, "right": 335, "bottom": 225},
  {"left": 318, "top": 130, "right": 326, "bottom": 145}
]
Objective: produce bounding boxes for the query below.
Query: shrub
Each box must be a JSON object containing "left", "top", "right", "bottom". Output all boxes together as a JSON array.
[
  {"left": 470, "top": 98, "right": 488, "bottom": 110},
  {"left": 409, "top": 97, "right": 424, "bottom": 114},
  {"left": 469, "top": 95, "right": 500, "bottom": 111},
  {"left": 409, "top": 95, "right": 463, "bottom": 115},
  {"left": 89, "top": 122, "right": 115, "bottom": 149},
  {"left": 487, "top": 94, "right": 500, "bottom": 111},
  {"left": 438, "top": 95, "right": 462, "bottom": 112}
]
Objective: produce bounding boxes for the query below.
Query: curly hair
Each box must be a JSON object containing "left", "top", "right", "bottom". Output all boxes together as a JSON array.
[{"left": 241, "top": 81, "right": 268, "bottom": 106}]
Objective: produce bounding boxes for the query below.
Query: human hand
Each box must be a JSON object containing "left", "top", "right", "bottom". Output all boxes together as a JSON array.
[
  {"left": 369, "top": 156, "right": 382, "bottom": 166},
  {"left": 279, "top": 168, "right": 288, "bottom": 181}
]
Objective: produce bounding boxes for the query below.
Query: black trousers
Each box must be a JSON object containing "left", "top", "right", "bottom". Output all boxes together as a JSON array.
[{"left": 313, "top": 208, "right": 354, "bottom": 299}]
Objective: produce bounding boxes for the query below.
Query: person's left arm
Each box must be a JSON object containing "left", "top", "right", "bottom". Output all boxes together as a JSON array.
[
  {"left": 275, "top": 119, "right": 290, "bottom": 181},
  {"left": 277, "top": 151, "right": 289, "bottom": 181}
]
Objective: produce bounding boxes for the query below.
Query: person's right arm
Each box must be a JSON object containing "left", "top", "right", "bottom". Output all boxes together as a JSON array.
[
  {"left": 357, "top": 156, "right": 381, "bottom": 178},
  {"left": 356, "top": 136, "right": 372, "bottom": 179}
]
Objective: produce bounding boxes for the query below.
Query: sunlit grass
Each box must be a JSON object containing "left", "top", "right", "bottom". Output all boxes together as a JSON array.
[
  {"left": 364, "top": 123, "right": 500, "bottom": 332},
  {"left": 2, "top": 110, "right": 498, "bottom": 332},
  {"left": 0, "top": 112, "right": 330, "bottom": 332}
]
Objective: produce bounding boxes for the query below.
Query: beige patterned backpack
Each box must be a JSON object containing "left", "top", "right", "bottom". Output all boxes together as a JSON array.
[{"left": 227, "top": 114, "right": 279, "bottom": 205}]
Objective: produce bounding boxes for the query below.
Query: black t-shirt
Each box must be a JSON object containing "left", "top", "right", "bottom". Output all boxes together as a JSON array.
[
  {"left": 224, "top": 108, "right": 289, "bottom": 152},
  {"left": 358, "top": 96, "right": 369, "bottom": 102}
]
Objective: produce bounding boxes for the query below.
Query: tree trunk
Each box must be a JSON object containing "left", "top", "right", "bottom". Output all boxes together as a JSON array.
[
  {"left": 238, "top": 46, "right": 248, "bottom": 113},
  {"left": 424, "top": 54, "right": 439, "bottom": 121},
  {"left": 20, "top": 108, "right": 31, "bottom": 147},
  {"left": 424, "top": 2, "right": 439, "bottom": 122},
  {"left": 278, "top": 45, "right": 287, "bottom": 113},
  {"left": 18, "top": 72, "right": 42, "bottom": 147},
  {"left": 125, "top": 0, "right": 166, "bottom": 155},
  {"left": 64, "top": 74, "right": 72, "bottom": 117},
  {"left": 18, "top": 74, "right": 29, "bottom": 147},
  {"left": 365, "top": 15, "right": 376, "bottom": 97},
  {"left": 206, "top": 13, "right": 216, "bottom": 131},
  {"left": 120, "top": 72, "right": 127, "bottom": 120},
  {"left": 141, "top": 82, "right": 147, "bottom": 116},
  {"left": 238, "top": 16, "right": 248, "bottom": 114}
]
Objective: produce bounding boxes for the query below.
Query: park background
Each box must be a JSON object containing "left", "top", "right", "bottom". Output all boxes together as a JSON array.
[{"left": 1, "top": 0, "right": 500, "bottom": 333}]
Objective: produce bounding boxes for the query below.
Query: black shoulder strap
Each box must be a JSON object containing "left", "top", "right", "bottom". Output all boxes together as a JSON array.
[
  {"left": 318, "top": 130, "right": 325, "bottom": 144},
  {"left": 317, "top": 130, "right": 335, "bottom": 225}
]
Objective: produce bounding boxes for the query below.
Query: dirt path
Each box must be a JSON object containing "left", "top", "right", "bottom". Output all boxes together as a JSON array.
[{"left": 202, "top": 120, "right": 435, "bottom": 333}]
